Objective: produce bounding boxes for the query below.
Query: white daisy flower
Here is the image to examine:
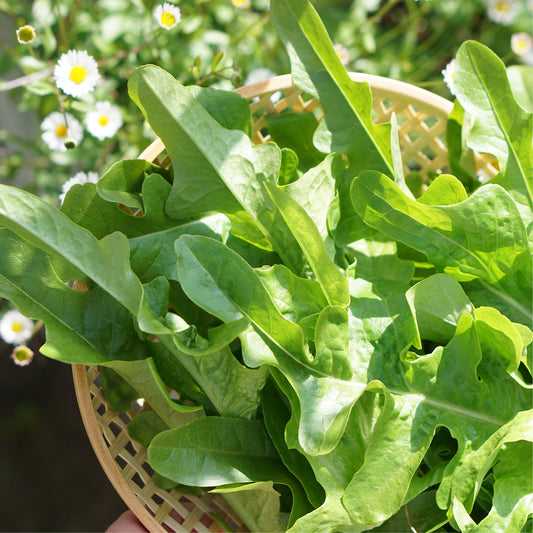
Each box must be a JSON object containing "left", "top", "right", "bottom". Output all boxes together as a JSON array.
[
  {"left": 11, "top": 345, "right": 34, "bottom": 367},
  {"left": 0, "top": 310, "right": 34, "bottom": 345},
  {"left": 41, "top": 111, "right": 83, "bottom": 152},
  {"left": 245, "top": 67, "right": 282, "bottom": 102},
  {"left": 232, "top": 0, "right": 250, "bottom": 8},
  {"left": 334, "top": 43, "right": 350, "bottom": 66},
  {"left": 442, "top": 59, "right": 456, "bottom": 96},
  {"left": 154, "top": 2, "right": 181, "bottom": 30},
  {"left": 511, "top": 32, "right": 533, "bottom": 55},
  {"left": 59, "top": 171, "right": 99, "bottom": 204},
  {"left": 54, "top": 50, "right": 100, "bottom": 98},
  {"left": 486, "top": 0, "right": 520, "bottom": 26},
  {"left": 16, "top": 25, "right": 36, "bottom": 45},
  {"left": 85, "top": 101, "right": 123, "bottom": 141}
]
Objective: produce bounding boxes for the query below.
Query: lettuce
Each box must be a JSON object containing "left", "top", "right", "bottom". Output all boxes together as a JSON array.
[{"left": 0, "top": 0, "right": 531, "bottom": 530}]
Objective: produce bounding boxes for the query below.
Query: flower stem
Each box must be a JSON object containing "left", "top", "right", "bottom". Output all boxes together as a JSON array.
[
  {"left": 55, "top": 0, "right": 70, "bottom": 51},
  {"left": 364, "top": 0, "right": 402, "bottom": 27},
  {"left": 0, "top": 68, "right": 53, "bottom": 92}
]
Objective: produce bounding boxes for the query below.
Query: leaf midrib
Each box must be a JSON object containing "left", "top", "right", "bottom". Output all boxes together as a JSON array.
[
  {"left": 155, "top": 444, "right": 279, "bottom": 458},
  {"left": 396, "top": 390, "right": 506, "bottom": 427}
]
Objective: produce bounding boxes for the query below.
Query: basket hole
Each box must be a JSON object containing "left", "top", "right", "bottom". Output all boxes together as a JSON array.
[
  {"left": 166, "top": 508, "right": 185, "bottom": 526},
  {"left": 406, "top": 158, "right": 423, "bottom": 172},
  {"left": 96, "top": 403, "right": 107, "bottom": 416},
  {"left": 131, "top": 471, "right": 146, "bottom": 489},
  {"left": 114, "top": 454, "right": 127, "bottom": 469},
  {"left": 424, "top": 115, "right": 438, "bottom": 128},
  {"left": 421, "top": 145, "right": 437, "bottom": 161},
  {"left": 151, "top": 493, "right": 165, "bottom": 506},
  {"left": 91, "top": 372, "right": 102, "bottom": 387},
  {"left": 197, "top": 511, "right": 216, "bottom": 529},
  {"left": 119, "top": 411, "right": 134, "bottom": 424},
  {"left": 109, "top": 420, "right": 124, "bottom": 437},
  {"left": 142, "top": 460, "right": 154, "bottom": 476},
  {"left": 123, "top": 439, "right": 137, "bottom": 457},
  {"left": 407, "top": 129, "right": 420, "bottom": 143},
  {"left": 381, "top": 97, "right": 394, "bottom": 110}
]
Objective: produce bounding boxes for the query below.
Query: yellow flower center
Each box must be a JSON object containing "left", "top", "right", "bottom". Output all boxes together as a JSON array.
[
  {"left": 98, "top": 115, "right": 109, "bottom": 126},
  {"left": 497, "top": 2, "right": 509, "bottom": 11},
  {"left": 11, "top": 322, "right": 23, "bottom": 332},
  {"left": 69, "top": 65, "right": 87, "bottom": 84},
  {"left": 55, "top": 124, "right": 68, "bottom": 138},
  {"left": 18, "top": 27, "right": 35, "bottom": 43},
  {"left": 14, "top": 347, "right": 31, "bottom": 362},
  {"left": 160, "top": 12, "right": 176, "bottom": 27}
]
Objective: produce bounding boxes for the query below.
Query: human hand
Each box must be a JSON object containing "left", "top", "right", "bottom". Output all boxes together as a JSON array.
[{"left": 106, "top": 510, "right": 148, "bottom": 532}]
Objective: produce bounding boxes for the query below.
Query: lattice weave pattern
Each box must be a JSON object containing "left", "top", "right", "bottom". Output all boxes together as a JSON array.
[
  {"left": 79, "top": 366, "right": 246, "bottom": 533},
  {"left": 74, "top": 74, "right": 498, "bottom": 533},
  {"left": 242, "top": 78, "right": 497, "bottom": 180}
]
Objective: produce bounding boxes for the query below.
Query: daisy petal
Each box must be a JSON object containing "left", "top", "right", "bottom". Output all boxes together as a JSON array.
[{"left": 54, "top": 50, "right": 100, "bottom": 98}]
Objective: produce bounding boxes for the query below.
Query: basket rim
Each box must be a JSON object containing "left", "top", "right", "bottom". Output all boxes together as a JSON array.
[
  {"left": 72, "top": 364, "right": 166, "bottom": 533},
  {"left": 74, "top": 72, "right": 456, "bottom": 533},
  {"left": 236, "top": 72, "right": 453, "bottom": 115}
]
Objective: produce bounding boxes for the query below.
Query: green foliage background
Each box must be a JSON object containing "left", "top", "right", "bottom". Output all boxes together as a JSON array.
[{"left": 0, "top": 0, "right": 531, "bottom": 203}]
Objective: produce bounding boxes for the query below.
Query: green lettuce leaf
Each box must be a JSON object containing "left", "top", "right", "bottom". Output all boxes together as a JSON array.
[
  {"left": 264, "top": 181, "right": 349, "bottom": 307},
  {"left": 105, "top": 358, "right": 202, "bottom": 428},
  {"left": 270, "top": 0, "right": 395, "bottom": 247},
  {"left": 264, "top": 111, "right": 325, "bottom": 171},
  {"left": 454, "top": 41, "right": 533, "bottom": 208},
  {"left": 95, "top": 159, "right": 170, "bottom": 211},
  {"left": 128, "top": 64, "right": 305, "bottom": 273},
  {"left": 507, "top": 65, "right": 533, "bottom": 113},
  {"left": 0, "top": 228, "right": 146, "bottom": 365},
  {"left": 213, "top": 482, "right": 290, "bottom": 533},
  {"left": 351, "top": 171, "right": 532, "bottom": 326},
  {"left": 0, "top": 184, "right": 166, "bottom": 335},
  {"left": 176, "top": 234, "right": 363, "bottom": 455},
  {"left": 62, "top": 173, "right": 230, "bottom": 283},
  {"left": 450, "top": 413, "right": 533, "bottom": 532},
  {"left": 270, "top": 0, "right": 393, "bottom": 176}
]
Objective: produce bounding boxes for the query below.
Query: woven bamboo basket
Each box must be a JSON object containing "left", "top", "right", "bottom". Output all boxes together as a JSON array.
[{"left": 72, "top": 74, "right": 498, "bottom": 533}]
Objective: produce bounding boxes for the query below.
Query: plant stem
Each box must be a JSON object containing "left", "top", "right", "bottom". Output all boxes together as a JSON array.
[
  {"left": 55, "top": 0, "right": 69, "bottom": 51},
  {"left": 364, "top": 0, "right": 402, "bottom": 27},
  {"left": 230, "top": 11, "right": 270, "bottom": 48},
  {"left": 0, "top": 68, "right": 53, "bottom": 92},
  {"left": 31, "top": 320, "right": 44, "bottom": 338}
]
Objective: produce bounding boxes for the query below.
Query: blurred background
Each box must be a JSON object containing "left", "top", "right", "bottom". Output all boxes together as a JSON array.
[
  {"left": 0, "top": 334, "right": 126, "bottom": 531},
  {"left": 0, "top": 0, "right": 531, "bottom": 531}
]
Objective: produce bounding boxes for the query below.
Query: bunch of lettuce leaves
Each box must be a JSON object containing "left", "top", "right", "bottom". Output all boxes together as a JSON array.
[{"left": 0, "top": 0, "right": 531, "bottom": 531}]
